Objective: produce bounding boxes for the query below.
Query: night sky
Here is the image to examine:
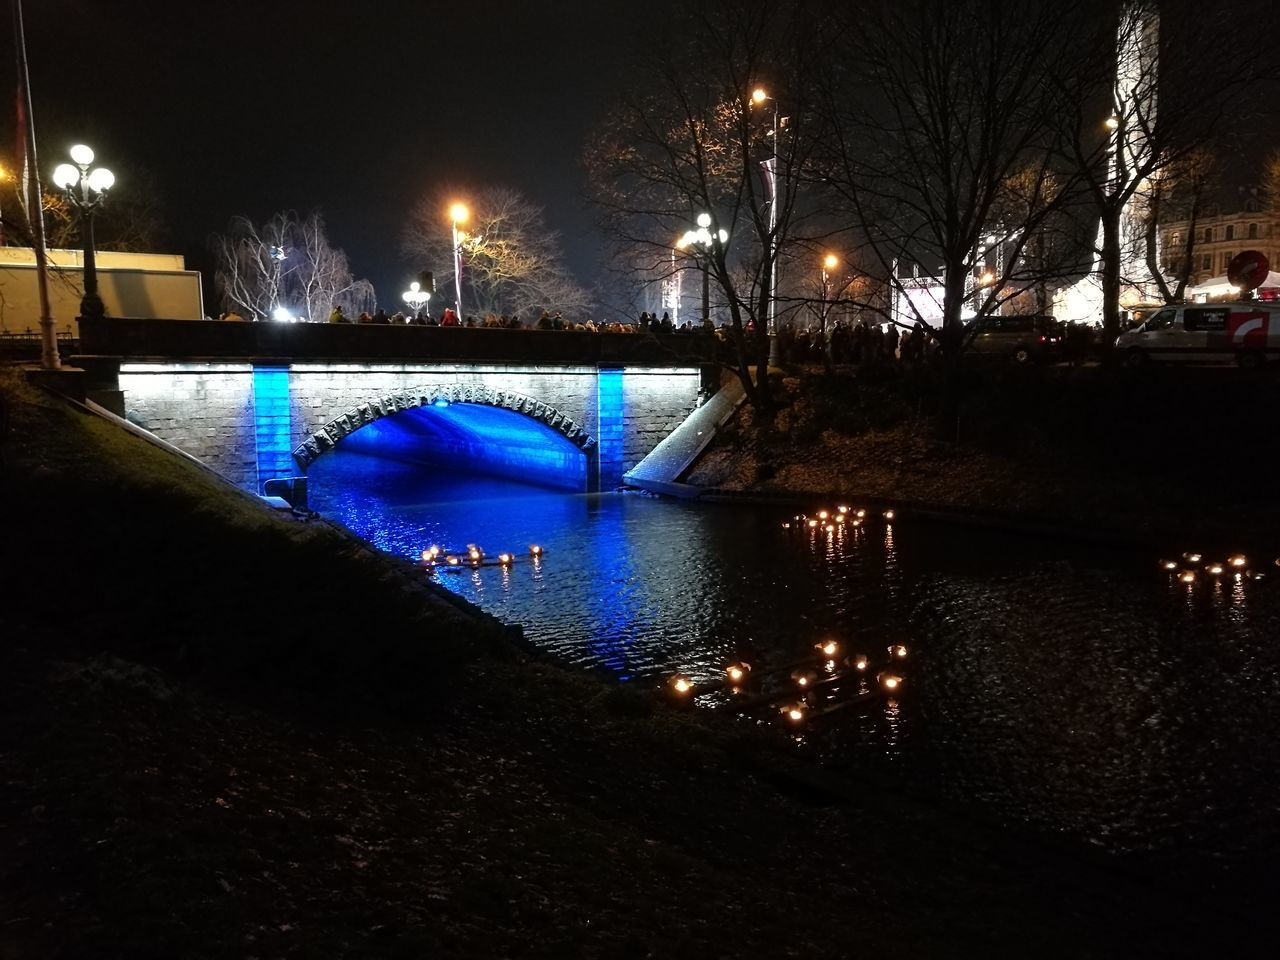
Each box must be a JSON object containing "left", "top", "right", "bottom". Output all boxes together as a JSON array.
[
  {"left": 2, "top": 0, "right": 666, "bottom": 308},
  {"left": 4, "top": 1, "right": 1275, "bottom": 314}
]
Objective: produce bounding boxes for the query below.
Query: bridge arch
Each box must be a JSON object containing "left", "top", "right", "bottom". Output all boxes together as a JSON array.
[{"left": 291, "top": 383, "right": 598, "bottom": 475}]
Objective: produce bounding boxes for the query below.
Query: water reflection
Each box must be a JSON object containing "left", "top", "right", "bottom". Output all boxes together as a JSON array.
[{"left": 309, "top": 449, "right": 1280, "bottom": 895}]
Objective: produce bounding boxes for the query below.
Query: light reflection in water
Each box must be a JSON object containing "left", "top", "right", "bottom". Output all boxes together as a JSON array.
[
  {"left": 309, "top": 448, "right": 1280, "bottom": 897},
  {"left": 883, "top": 697, "right": 903, "bottom": 759}
]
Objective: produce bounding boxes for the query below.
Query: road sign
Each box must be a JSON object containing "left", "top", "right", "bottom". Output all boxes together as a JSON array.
[{"left": 1227, "top": 250, "right": 1271, "bottom": 291}]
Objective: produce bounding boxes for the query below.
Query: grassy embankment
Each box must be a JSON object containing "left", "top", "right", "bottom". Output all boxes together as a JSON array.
[
  {"left": 0, "top": 366, "right": 1267, "bottom": 958},
  {"left": 690, "top": 362, "right": 1280, "bottom": 545}
]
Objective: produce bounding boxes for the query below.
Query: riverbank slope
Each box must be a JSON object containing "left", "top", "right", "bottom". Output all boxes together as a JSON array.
[
  {"left": 0, "top": 366, "right": 1268, "bottom": 957},
  {"left": 686, "top": 364, "right": 1280, "bottom": 545}
]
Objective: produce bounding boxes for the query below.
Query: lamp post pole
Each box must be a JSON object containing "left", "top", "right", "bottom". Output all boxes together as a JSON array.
[
  {"left": 821, "top": 253, "right": 839, "bottom": 364},
  {"left": 670, "top": 246, "right": 680, "bottom": 325},
  {"left": 752, "top": 87, "right": 782, "bottom": 361},
  {"left": 13, "top": 0, "right": 58, "bottom": 368},
  {"left": 52, "top": 144, "right": 114, "bottom": 322},
  {"left": 449, "top": 203, "right": 469, "bottom": 320},
  {"left": 268, "top": 245, "right": 287, "bottom": 321}
]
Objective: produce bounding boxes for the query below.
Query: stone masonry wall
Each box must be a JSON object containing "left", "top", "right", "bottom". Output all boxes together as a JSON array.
[
  {"left": 119, "top": 364, "right": 258, "bottom": 489},
  {"left": 619, "top": 370, "right": 702, "bottom": 470},
  {"left": 116, "top": 362, "right": 703, "bottom": 493}
]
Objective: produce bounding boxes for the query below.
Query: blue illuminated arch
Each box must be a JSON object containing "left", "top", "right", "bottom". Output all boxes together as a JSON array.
[{"left": 292, "top": 384, "right": 597, "bottom": 472}]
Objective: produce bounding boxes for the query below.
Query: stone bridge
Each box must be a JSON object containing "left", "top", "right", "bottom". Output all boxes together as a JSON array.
[{"left": 76, "top": 318, "right": 719, "bottom": 493}]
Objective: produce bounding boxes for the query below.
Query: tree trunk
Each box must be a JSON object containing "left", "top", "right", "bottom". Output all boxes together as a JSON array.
[
  {"left": 935, "top": 269, "right": 968, "bottom": 442},
  {"left": 1173, "top": 193, "right": 1204, "bottom": 302},
  {"left": 1100, "top": 207, "right": 1124, "bottom": 352},
  {"left": 1144, "top": 189, "right": 1174, "bottom": 304},
  {"left": 753, "top": 322, "right": 773, "bottom": 420}
]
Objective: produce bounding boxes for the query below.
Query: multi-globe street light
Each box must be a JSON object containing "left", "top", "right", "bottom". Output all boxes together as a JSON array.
[
  {"left": 403, "top": 280, "right": 431, "bottom": 315},
  {"left": 51, "top": 144, "right": 114, "bottom": 321},
  {"left": 677, "top": 213, "right": 728, "bottom": 324},
  {"left": 449, "top": 202, "right": 469, "bottom": 319}
]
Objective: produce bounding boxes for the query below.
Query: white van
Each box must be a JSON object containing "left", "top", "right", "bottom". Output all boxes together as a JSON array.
[{"left": 1115, "top": 302, "right": 1280, "bottom": 368}]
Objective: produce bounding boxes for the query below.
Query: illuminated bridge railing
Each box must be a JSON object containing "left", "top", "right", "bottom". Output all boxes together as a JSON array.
[{"left": 77, "top": 317, "right": 723, "bottom": 366}]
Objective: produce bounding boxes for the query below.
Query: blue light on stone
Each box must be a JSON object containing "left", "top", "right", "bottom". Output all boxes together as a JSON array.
[
  {"left": 252, "top": 365, "right": 294, "bottom": 494},
  {"left": 336, "top": 402, "right": 587, "bottom": 491},
  {"left": 596, "top": 369, "right": 625, "bottom": 489}
]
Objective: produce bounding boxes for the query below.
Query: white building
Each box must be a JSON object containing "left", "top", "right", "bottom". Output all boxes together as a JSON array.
[{"left": 0, "top": 248, "right": 204, "bottom": 335}]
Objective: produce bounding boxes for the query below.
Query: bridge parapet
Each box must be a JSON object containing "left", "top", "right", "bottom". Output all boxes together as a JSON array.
[{"left": 78, "top": 316, "right": 722, "bottom": 366}]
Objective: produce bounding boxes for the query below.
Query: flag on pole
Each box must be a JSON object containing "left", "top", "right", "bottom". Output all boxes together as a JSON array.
[{"left": 758, "top": 157, "right": 777, "bottom": 204}]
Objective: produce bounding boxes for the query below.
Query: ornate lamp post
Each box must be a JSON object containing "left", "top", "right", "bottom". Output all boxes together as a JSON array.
[
  {"left": 51, "top": 144, "right": 114, "bottom": 321},
  {"left": 403, "top": 280, "right": 431, "bottom": 315},
  {"left": 677, "top": 213, "right": 727, "bottom": 324},
  {"left": 449, "top": 202, "right": 469, "bottom": 318}
]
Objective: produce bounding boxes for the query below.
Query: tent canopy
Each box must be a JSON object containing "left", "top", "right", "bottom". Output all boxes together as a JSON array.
[{"left": 1187, "top": 271, "right": 1280, "bottom": 297}]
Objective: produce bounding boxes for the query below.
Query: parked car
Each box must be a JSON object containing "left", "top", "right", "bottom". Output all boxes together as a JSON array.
[
  {"left": 1114, "top": 302, "right": 1280, "bottom": 368},
  {"left": 965, "top": 314, "right": 1065, "bottom": 363}
]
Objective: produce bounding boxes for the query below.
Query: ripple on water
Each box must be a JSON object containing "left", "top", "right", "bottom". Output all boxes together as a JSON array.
[{"left": 309, "top": 451, "right": 1280, "bottom": 885}]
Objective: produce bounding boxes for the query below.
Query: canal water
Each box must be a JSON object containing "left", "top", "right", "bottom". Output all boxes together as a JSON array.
[{"left": 310, "top": 450, "right": 1280, "bottom": 899}]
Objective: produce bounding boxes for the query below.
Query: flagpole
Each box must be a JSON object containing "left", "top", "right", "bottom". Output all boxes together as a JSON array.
[{"left": 13, "top": 0, "right": 58, "bottom": 369}]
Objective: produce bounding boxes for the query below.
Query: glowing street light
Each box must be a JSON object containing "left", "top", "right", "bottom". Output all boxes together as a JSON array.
[
  {"left": 821, "top": 252, "right": 840, "bottom": 300},
  {"left": 677, "top": 213, "right": 728, "bottom": 324},
  {"left": 51, "top": 143, "right": 114, "bottom": 321},
  {"left": 403, "top": 280, "right": 431, "bottom": 314},
  {"left": 449, "top": 202, "right": 469, "bottom": 318},
  {"left": 817, "top": 253, "right": 848, "bottom": 365}
]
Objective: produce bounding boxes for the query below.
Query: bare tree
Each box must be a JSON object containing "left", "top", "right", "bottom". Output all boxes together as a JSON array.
[
  {"left": 1262, "top": 149, "right": 1280, "bottom": 215},
  {"left": 400, "top": 186, "right": 588, "bottom": 321},
  {"left": 586, "top": 0, "right": 831, "bottom": 418},
  {"left": 1141, "top": 148, "right": 1216, "bottom": 303},
  {"left": 210, "top": 210, "right": 375, "bottom": 321},
  {"left": 815, "top": 0, "right": 1089, "bottom": 435},
  {"left": 1, "top": 152, "right": 167, "bottom": 253},
  {"left": 1057, "top": 0, "right": 1261, "bottom": 343}
]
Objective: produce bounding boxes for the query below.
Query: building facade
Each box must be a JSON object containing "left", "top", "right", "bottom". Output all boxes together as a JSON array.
[{"left": 1159, "top": 204, "right": 1280, "bottom": 285}]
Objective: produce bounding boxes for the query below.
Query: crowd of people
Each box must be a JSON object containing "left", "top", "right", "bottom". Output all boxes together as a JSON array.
[
  {"left": 321, "top": 306, "right": 719, "bottom": 334},
  {"left": 777, "top": 318, "right": 933, "bottom": 364},
  {"left": 222, "top": 304, "right": 934, "bottom": 364}
]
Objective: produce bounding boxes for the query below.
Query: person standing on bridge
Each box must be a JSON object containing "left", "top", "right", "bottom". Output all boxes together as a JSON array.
[{"left": 328, "top": 305, "right": 348, "bottom": 323}]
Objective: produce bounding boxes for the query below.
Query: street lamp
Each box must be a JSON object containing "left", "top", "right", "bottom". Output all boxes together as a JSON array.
[
  {"left": 751, "top": 87, "right": 782, "bottom": 356},
  {"left": 821, "top": 252, "right": 840, "bottom": 305},
  {"left": 449, "top": 202, "right": 469, "bottom": 318},
  {"left": 51, "top": 144, "right": 114, "bottom": 321},
  {"left": 268, "top": 244, "right": 288, "bottom": 320},
  {"left": 677, "top": 212, "right": 728, "bottom": 324},
  {"left": 403, "top": 280, "right": 431, "bottom": 314},
  {"left": 820, "top": 253, "right": 841, "bottom": 361}
]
